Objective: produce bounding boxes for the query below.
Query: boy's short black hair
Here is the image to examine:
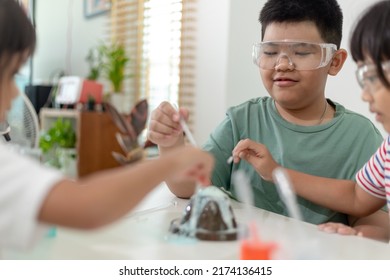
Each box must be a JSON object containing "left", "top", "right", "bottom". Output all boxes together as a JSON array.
[
  {"left": 350, "top": 0, "right": 390, "bottom": 88},
  {"left": 259, "top": 0, "right": 343, "bottom": 48},
  {"left": 0, "top": 0, "right": 36, "bottom": 63}
]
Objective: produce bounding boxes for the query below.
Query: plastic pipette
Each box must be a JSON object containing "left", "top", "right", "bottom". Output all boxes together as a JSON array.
[
  {"left": 272, "top": 167, "right": 303, "bottom": 221},
  {"left": 233, "top": 170, "right": 276, "bottom": 259}
]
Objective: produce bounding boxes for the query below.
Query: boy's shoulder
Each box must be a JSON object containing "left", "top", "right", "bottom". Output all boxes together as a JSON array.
[
  {"left": 333, "top": 100, "right": 382, "bottom": 134},
  {"left": 334, "top": 101, "right": 372, "bottom": 123}
]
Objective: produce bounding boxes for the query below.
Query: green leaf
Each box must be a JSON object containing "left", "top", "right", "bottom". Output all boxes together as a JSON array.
[{"left": 39, "top": 118, "right": 76, "bottom": 154}]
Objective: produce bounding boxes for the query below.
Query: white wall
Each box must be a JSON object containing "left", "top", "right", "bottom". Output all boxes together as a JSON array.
[
  {"left": 194, "top": 0, "right": 230, "bottom": 144},
  {"left": 194, "top": 0, "right": 265, "bottom": 144},
  {"left": 33, "top": 0, "right": 386, "bottom": 144},
  {"left": 33, "top": 0, "right": 107, "bottom": 84}
]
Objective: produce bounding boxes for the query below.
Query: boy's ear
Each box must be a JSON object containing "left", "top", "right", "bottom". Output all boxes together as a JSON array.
[{"left": 328, "top": 48, "right": 348, "bottom": 76}]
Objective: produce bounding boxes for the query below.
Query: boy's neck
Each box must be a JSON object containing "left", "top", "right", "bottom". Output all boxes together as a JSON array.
[{"left": 274, "top": 99, "right": 334, "bottom": 126}]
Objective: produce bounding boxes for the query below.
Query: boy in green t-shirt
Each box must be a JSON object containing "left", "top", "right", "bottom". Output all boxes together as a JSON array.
[
  {"left": 147, "top": 0, "right": 387, "bottom": 240},
  {"left": 232, "top": 0, "right": 390, "bottom": 241}
]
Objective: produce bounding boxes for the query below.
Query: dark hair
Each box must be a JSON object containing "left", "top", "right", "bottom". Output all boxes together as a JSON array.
[
  {"left": 350, "top": 0, "right": 390, "bottom": 88},
  {"left": 259, "top": 0, "right": 343, "bottom": 48},
  {"left": 0, "top": 0, "right": 36, "bottom": 66}
]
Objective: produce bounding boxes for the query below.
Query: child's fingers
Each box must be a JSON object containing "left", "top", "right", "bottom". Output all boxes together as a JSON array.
[{"left": 318, "top": 223, "right": 357, "bottom": 236}]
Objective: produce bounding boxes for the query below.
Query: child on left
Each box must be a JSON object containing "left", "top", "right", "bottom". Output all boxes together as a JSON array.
[{"left": 0, "top": 0, "right": 214, "bottom": 250}]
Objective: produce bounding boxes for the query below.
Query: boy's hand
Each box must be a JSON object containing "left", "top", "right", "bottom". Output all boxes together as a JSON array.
[
  {"left": 231, "top": 138, "right": 279, "bottom": 181},
  {"left": 147, "top": 101, "right": 189, "bottom": 148}
]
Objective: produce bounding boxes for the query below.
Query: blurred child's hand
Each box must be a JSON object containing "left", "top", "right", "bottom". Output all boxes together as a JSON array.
[
  {"left": 231, "top": 139, "right": 279, "bottom": 181},
  {"left": 318, "top": 222, "right": 362, "bottom": 236},
  {"left": 167, "top": 146, "right": 214, "bottom": 186},
  {"left": 147, "top": 101, "right": 190, "bottom": 148}
]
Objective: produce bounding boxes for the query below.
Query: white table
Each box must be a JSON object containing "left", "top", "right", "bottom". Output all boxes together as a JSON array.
[{"left": 4, "top": 184, "right": 390, "bottom": 260}]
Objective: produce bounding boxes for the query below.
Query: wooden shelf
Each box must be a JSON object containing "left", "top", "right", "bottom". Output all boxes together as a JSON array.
[{"left": 40, "top": 108, "right": 122, "bottom": 178}]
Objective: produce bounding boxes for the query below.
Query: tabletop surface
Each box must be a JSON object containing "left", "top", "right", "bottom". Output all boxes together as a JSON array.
[{"left": 4, "top": 184, "right": 390, "bottom": 260}]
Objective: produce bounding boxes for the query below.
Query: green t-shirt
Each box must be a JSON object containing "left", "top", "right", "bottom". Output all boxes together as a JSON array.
[{"left": 203, "top": 97, "right": 383, "bottom": 225}]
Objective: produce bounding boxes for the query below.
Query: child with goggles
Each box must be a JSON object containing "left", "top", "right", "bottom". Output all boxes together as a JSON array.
[
  {"left": 232, "top": 0, "right": 390, "bottom": 241},
  {"left": 147, "top": 0, "right": 388, "bottom": 240}
]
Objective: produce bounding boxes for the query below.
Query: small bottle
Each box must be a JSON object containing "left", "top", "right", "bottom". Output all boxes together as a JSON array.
[{"left": 240, "top": 239, "right": 277, "bottom": 260}]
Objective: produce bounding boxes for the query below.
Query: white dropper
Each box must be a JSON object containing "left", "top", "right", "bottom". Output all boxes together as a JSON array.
[
  {"left": 173, "top": 103, "right": 201, "bottom": 194},
  {"left": 232, "top": 170, "right": 260, "bottom": 241},
  {"left": 272, "top": 168, "right": 326, "bottom": 259},
  {"left": 272, "top": 167, "right": 302, "bottom": 221}
]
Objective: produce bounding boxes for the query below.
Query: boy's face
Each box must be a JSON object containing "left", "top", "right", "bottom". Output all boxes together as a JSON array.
[
  {"left": 259, "top": 21, "right": 334, "bottom": 110},
  {"left": 0, "top": 52, "right": 28, "bottom": 122},
  {"left": 357, "top": 60, "right": 390, "bottom": 133}
]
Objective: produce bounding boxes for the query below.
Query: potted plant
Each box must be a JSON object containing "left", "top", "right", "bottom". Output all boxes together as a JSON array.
[
  {"left": 101, "top": 42, "right": 130, "bottom": 93},
  {"left": 39, "top": 118, "right": 77, "bottom": 177},
  {"left": 85, "top": 42, "right": 132, "bottom": 112},
  {"left": 99, "top": 42, "right": 132, "bottom": 113}
]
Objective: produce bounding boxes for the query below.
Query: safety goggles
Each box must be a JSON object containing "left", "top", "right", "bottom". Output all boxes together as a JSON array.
[
  {"left": 252, "top": 41, "right": 337, "bottom": 70},
  {"left": 355, "top": 60, "right": 390, "bottom": 92}
]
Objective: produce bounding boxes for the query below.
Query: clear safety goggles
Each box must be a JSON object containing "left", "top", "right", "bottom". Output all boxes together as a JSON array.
[
  {"left": 252, "top": 41, "right": 337, "bottom": 70},
  {"left": 355, "top": 60, "right": 390, "bottom": 92}
]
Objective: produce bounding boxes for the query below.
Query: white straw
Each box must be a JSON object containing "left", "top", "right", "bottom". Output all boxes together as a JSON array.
[
  {"left": 173, "top": 103, "right": 198, "bottom": 147},
  {"left": 126, "top": 200, "right": 177, "bottom": 218},
  {"left": 179, "top": 118, "right": 198, "bottom": 147},
  {"left": 173, "top": 104, "right": 201, "bottom": 193}
]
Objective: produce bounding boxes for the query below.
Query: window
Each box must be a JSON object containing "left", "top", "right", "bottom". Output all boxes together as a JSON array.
[{"left": 109, "top": 0, "right": 197, "bottom": 129}]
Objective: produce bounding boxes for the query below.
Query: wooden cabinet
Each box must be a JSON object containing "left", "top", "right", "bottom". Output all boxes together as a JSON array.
[
  {"left": 78, "top": 111, "right": 122, "bottom": 177},
  {"left": 40, "top": 108, "right": 122, "bottom": 178}
]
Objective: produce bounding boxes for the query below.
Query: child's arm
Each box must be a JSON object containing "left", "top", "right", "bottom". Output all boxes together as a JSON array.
[
  {"left": 283, "top": 169, "right": 385, "bottom": 217},
  {"left": 232, "top": 138, "right": 386, "bottom": 217},
  {"left": 37, "top": 146, "right": 213, "bottom": 229},
  {"left": 147, "top": 102, "right": 198, "bottom": 198},
  {"left": 350, "top": 210, "right": 389, "bottom": 241}
]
